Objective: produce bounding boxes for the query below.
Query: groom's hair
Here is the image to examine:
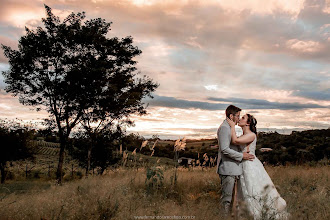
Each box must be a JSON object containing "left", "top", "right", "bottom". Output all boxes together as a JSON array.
[{"left": 225, "top": 105, "right": 242, "bottom": 118}]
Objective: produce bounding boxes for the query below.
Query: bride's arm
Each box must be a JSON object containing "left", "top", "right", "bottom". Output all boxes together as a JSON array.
[{"left": 227, "top": 118, "right": 255, "bottom": 145}]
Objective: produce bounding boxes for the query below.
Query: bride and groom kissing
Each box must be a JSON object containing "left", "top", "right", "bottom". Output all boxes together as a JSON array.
[{"left": 216, "top": 105, "right": 288, "bottom": 219}]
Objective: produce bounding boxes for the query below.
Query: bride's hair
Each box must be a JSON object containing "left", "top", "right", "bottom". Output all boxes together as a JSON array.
[{"left": 247, "top": 114, "right": 257, "bottom": 135}]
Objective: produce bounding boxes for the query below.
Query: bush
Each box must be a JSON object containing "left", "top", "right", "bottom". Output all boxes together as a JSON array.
[
  {"left": 145, "top": 166, "right": 164, "bottom": 195},
  {"left": 97, "top": 198, "right": 119, "bottom": 219},
  {"left": 32, "top": 170, "right": 41, "bottom": 179}
]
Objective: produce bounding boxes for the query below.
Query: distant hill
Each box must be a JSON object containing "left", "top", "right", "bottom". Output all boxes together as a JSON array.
[
  {"left": 256, "top": 129, "right": 330, "bottom": 165},
  {"left": 143, "top": 129, "right": 330, "bottom": 165},
  {"left": 28, "top": 129, "right": 329, "bottom": 167}
]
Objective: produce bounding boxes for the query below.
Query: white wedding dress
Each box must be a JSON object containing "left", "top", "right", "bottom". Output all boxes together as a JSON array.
[{"left": 238, "top": 136, "right": 289, "bottom": 219}]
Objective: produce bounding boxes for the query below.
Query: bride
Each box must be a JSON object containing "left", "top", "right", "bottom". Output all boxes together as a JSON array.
[{"left": 227, "top": 114, "right": 288, "bottom": 219}]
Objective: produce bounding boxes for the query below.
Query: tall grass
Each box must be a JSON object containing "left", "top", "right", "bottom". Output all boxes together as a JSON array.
[{"left": 0, "top": 165, "right": 329, "bottom": 219}]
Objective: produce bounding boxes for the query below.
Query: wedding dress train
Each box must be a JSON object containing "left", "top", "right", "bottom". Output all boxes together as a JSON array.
[{"left": 238, "top": 137, "right": 289, "bottom": 219}]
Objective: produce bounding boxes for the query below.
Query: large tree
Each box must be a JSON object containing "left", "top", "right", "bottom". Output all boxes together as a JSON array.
[{"left": 1, "top": 5, "right": 158, "bottom": 184}]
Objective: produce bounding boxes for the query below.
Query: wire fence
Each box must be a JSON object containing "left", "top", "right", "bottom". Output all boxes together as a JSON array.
[{"left": 6, "top": 161, "right": 85, "bottom": 180}]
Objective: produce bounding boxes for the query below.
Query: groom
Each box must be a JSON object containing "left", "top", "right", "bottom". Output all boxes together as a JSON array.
[{"left": 216, "top": 105, "right": 255, "bottom": 215}]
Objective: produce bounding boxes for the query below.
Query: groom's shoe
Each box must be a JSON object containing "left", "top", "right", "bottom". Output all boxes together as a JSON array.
[{"left": 221, "top": 202, "right": 231, "bottom": 217}]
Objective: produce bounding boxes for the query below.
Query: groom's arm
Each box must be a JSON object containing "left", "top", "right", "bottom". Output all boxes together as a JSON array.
[{"left": 218, "top": 126, "right": 243, "bottom": 162}]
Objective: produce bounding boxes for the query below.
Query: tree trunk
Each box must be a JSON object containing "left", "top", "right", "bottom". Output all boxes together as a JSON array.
[
  {"left": 86, "top": 136, "right": 94, "bottom": 177},
  {"left": 99, "top": 167, "right": 106, "bottom": 175},
  {"left": 56, "top": 137, "right": 66, "bottom": 184},
  {"left": 0, "top": 163, "right": 6, "bottom": 184},
  {"left": 86, "top": 146, "right": 92, "bottom": 176}
]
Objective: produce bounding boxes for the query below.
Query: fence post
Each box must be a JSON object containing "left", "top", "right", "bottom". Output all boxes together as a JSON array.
[
  {"left": 71, "top": 164, "right": 74, "bottom": 177},
  {"left": 48, "top": 163, "right": 51, "bottom": 177}
]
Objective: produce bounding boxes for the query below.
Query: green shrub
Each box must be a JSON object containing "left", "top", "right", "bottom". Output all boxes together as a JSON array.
[{"left": 145, "top": 166, "right": 164, "bottom": 195}]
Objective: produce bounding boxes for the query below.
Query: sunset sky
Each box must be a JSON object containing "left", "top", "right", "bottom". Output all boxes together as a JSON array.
[{"left": 0, "top": 0, "right": 329, "bottom": 139}]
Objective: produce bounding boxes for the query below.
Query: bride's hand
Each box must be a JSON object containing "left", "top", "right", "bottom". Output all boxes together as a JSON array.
[{"left": 226, "top": 117, "right": 235, "bottom": 127}]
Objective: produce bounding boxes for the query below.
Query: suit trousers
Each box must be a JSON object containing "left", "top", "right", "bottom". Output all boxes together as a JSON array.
[{"left": 219, "top": 174, "right": 240, "bottom": 213}]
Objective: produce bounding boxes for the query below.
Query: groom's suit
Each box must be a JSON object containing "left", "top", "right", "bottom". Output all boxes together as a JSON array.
[
  {"left": 216, "top": 120, "right": 243, "bottom": 175},
  {"left": 216, "top": 119, "right": 243, "bottom": 212}
]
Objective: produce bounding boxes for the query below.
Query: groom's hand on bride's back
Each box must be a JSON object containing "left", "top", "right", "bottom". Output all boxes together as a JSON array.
[{"left": 243, "top": 152, "right": 255, "bottom": 161}]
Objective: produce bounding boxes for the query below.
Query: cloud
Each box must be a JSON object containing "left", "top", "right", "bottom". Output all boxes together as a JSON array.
[
  {"left": 292, "top": 89, "right": 330, "bottom": 100},
  {"left": 0, "top": 0, "right": 329, "bottom": 138},
  {"left": 143, "top": 94, "right": 328, "bottom": 111},
  {"left": 144, "top": 95, "right": 228, "bottom": 110},
  {"left": 208, "top": 96, "right": 329, "bottom": 110},
  {"left": 0, "top": 89, "right": 48, "bottom": 120},
  {"left": 0, "top": 0, "right": 72, "bottom": 28},
  {"left": 127, "top": 106, "right": 330, "bottom": 139},
  {"left": 216, "top": 0, "right": 305, "bottom": 16},
  {"left": 286, "top": 39, "right": 322, "bottom": 53},
  {"left": 204, "top": 85, "right": 218, "bottom": 91},
  {"left": 0, "top": 42, "right": 16, "bottom": 64}
]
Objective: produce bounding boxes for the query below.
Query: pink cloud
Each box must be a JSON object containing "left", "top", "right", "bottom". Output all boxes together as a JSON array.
[
  {"left": 0, "top": 90, "right": 48, "bottom": 120},
  {"left": 286, "top": 39, "right": 322, "bottom": 52}
]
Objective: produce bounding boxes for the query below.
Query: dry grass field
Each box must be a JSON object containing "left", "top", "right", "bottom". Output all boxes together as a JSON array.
[{"left": 0, "top": 165, "right": 329, "bottom": 220}]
